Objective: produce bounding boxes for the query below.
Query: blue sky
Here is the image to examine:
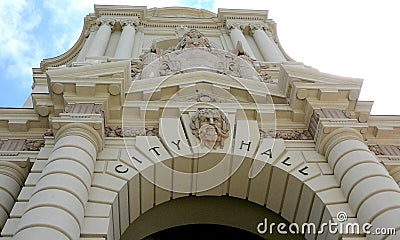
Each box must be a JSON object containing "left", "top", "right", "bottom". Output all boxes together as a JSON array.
[{"left": 1, "top": 0, "right": 399, "bottom": 115}]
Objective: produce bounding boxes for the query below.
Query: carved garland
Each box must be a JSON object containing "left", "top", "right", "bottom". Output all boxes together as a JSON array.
[
  {"left": 260, "top": 129, "right": 313, "bottom": 140},
  {"left": 368, "top": 144, "right": 400, "bottom": 156},
  {"left": 105, "top": 126, "right": 158, "bottom": 137}
]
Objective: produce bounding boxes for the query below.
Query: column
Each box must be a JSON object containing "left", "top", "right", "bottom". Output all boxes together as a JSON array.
[
  {"left": 321, "top": 128, "right": 400, "bottom": 239},
  {"left": 250, "top": 24, "right": 285, "bottom": 62},
  {"left": 131, "top": 26, "right": 144, "bottom": 58},
  {"left": 114, "top": 19, "right": 138, "bottom": 59},
  {"left": 85, "top": 19, "right": 114, "bottom": 58},
  {"left": 0, "top": 161, "right": 28, "bottom": 230},
  {"left": 13, "top": 123, "right": 102, "bottom": 240},
  {"left": 76, "top": 25, "right": 99, "bottom": 62},
  {"left": 227, "top": 23, "right": 256, "bottom": 59}
]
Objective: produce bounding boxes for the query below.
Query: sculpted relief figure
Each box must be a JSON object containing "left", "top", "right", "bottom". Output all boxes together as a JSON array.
[
  {"left": 138, "top": 28, "right": 260, "bottom": 80},
  {"left": 190, "top": 109, "right": 230, "bottom": 149},
  {"left": 175, "top": 29, "right": 212, "bottom": 50}
]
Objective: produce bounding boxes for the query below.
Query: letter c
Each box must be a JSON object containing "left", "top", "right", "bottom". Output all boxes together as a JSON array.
[{"left": 115, "top": 164, "right": 128, "bottom": 174}]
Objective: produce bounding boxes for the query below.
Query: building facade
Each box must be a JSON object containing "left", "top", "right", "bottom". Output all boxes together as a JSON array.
[{"left": 1, "top": 5, "right": 400, "bottom": 240}]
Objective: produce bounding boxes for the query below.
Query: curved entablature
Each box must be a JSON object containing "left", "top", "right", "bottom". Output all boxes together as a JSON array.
[{"left": 146, "top": 6, "right": 217, "bottom": 18}]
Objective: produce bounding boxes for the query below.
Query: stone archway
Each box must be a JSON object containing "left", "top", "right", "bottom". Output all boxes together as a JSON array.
[{"left": 88, "top": 134, "right": 362, "bottom": 240}]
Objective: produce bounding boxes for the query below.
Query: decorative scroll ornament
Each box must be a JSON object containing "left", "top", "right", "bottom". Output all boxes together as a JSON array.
[
  {"left": 175, "top": 29, "right": 212, "bottom": 50},
  {"left": 190, "top": 109, "right": 230, "bottom": 149}
]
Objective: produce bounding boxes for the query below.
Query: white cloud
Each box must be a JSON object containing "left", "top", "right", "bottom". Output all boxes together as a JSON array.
[{"left": 0, "top": 0, "right": 43, "bottom": 87}]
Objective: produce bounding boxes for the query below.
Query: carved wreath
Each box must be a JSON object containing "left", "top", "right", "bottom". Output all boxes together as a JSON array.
[{"left": 190, "top": 109, "right": 230, "bottom": 149}]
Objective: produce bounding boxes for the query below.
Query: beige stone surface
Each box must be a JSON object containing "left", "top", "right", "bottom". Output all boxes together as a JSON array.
[
  {"left": 229, "top": 120, "right": 260, "bottom": 198},
  {"left": 1, "top": 218, "right": 19, "bottom": 237},
  {"left": 267, "top": 151, "right": 305, "bottom": 213},
  {"left": 17, "top": 187, "right": 35, "bottom": 202},
  {"left": 247, "top": 161, "right": 272, "bottom": 205},
  {"left": 295, "top": 175, "right": 340, "bottom": 226},
  {"left": 10, "top": 202, "right": 25, "bottom": 218},
  {"left": 88, "top": 187, "right": 120, "bottom": 239},
  {"left": 281, "top": 163, "right": 321, "bottom": 222},
  {"left": 30, "top": 160, "right": 47, "bottom": 173},
  {"left": 81, "top": 217, "right": 112, "bottom": 239}
]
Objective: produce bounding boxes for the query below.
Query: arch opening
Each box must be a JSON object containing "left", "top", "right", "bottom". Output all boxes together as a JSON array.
[{"left": 120, "top": 196, "right": 305, "bottom": 240}]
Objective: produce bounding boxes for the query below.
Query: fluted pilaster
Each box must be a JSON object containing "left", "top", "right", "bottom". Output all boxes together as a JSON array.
[{"left": 13, "top": 123, "right": 102, "bottom": 240}]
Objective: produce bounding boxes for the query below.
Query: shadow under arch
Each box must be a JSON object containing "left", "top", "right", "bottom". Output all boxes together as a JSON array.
[{"left": 120, "top": 195, "right": 305, "bottom": 240}]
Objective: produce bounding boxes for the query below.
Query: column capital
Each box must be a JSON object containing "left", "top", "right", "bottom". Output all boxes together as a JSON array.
[
  {"left": 53, "top": 121, "right": 104, "bottom": 152},
  {"left": 226, "top": 22, "right": 247, "bottom": 32},
  {"left": 84, "top": 24, "right": 100, "bottom": 37},
  {"left": 96, "top": 18, "right": 115, "bottom": 27},
  {"left": 0, "top": 158, "right": 30, "bottom": 186},
  {"left": 249, "top": 23, "right": 273, "bottom": 37},
  {"left": 120, "top": 17, "right": 139, "bottom": 28},
  {"left": 317, "top": 127, "right": 364, "bottom": 156},
  {"left": 249, "top": 23, "right": 265, "bottom": 31}
]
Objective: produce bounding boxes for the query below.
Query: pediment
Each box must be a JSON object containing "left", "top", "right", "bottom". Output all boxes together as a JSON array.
[
  {"left": 282, "top": 63, "right": 363, "bottom": 87},
  {"left": 127, "top": 71, "right": 280, "bottom": 104}
]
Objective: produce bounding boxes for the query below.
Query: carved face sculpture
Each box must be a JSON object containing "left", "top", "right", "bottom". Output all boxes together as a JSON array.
[{"left": 190, "top": 109, "right": 230, "bottom": 149}]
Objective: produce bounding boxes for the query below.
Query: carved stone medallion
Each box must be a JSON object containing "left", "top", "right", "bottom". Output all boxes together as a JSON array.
[{"left": 190, "top": 109, "right": 230, "bottom": 149}]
